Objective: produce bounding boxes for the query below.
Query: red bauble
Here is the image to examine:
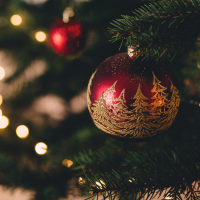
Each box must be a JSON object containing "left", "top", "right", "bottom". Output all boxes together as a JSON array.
[
  {"left": 49, "top": 19, "right": 84, "bottom": 56},
  {"left": 87, "top": 53, "right": 180, "bottom": 142}
]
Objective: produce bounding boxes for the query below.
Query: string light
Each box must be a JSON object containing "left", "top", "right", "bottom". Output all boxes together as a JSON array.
[
  {"left": 0, "top": 66, "right": 5, "bottom": 80},
  {"left": 62, "top": 159, "right": 73, "bottom": 167},
  {"left": 164, "top": 193, "right": 173, "bottom": 199},
  {"left": 16, "top": 125, "right": 29, "bottom": 138},
  {"left": 0, "top": 115, "right": 9, "bottom": 129},
  {"left": 95, "top": 180, "right": 105, "bottom": 189},
  {"left": 35, "top": 142, "right": 47, "bottom": 155},
  {"left": 35, "top": 31, "right": 46, "bottom": 42},
  {"left": 10, "top": 15, "right": 22, "bottom": 26}
]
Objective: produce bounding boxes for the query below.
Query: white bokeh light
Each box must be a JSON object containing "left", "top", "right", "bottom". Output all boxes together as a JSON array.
[
  {"left": 16, "top": 125, "right": 29, "bottom": 139},
  {"left": 0, "top": 115, "right": 9, "bottom": 129},
  {"left": 10, "top": 15, "right": 22, "bottom": 26},
  {"left": 35, "top": 142, "right": 47, "bottom": 155}
]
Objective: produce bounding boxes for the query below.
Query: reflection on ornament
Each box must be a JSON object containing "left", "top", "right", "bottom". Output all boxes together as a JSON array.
[
  {"left": 35, "top": 31, "right": 46, "bottom": 42},
  {"left": 62, "top": 159, "right": 73, "bottom": 167},
  {"left": 0, "top": 66, "right": 5, "bottom": 80},
  {"left": 10, "top": 15, "right": 22, "bottom": 26},
  {"left": 16, "top": 125, "right": 29, "bottom": 139},
  {"left": 35, "top": 142, "right": 47, "bottom": 155},
  {"left": 87, "top": 53, "right": 180, "bottom": 141},
  {"left": 0, "top": 115, "right": 9, "bottom": 129},
  {"left": 0, "top": 95, "right": 3, "bottom": 105}
]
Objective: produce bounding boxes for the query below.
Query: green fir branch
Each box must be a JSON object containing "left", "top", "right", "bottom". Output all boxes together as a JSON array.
[{"left": 108, "top": 0, "right": 200, "bottom": 60}]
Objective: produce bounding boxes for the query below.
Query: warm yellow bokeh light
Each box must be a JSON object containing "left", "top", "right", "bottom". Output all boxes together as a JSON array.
[
  {"left": 0, "top": 95, "right": 3, "bottom": 105},
  {"left": 16, "top": 125, "right": 29, "bottom": 139},
  {"left": 78, "top": 177, "right": 85, "bottom": 185},
  {"left": 35, "top": 142, "right": 47, "bottom": 155},
  {"left": 10, "top": 15, "right": 22, "bottom": 26},
  {"left": 0, "top": 109, "right": 2, "bottom": 116},
  {"left": 35, "top": 31, "right": 46, "bottom": 42},
  {"left": 0, "top": 115, "right": 9, "bottom": 129},
  {"left": 0, "top": 66, "right": 5, "bottom": 80},
  {"left": 62, "top": 159, "right": 73, "bottom": 167}
]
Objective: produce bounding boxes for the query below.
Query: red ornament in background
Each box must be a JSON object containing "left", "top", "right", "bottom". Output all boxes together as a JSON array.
[
  {"left": 87, "top": 53, "right": 180, "bottom": 142},
  {"left": 49, "top": 19, "right": 85, "bottom": 56}
]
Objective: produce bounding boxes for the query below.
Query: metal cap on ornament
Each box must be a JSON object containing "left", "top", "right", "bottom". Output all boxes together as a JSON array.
[{"left": 127, "top": 45, "right": 141, "bottom": 59}]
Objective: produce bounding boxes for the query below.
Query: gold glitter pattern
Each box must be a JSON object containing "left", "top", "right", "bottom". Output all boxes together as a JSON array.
[
  {"left": 88, "top": 72, "right": 180, "bottom": 138},
  {"left": 87, "top": 70, "right": 96, "bottom": 115}
]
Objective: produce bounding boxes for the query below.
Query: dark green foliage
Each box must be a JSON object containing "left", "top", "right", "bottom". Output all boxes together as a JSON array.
[{"left": 109, "top": 0, "right": 200, "bottom": 60}]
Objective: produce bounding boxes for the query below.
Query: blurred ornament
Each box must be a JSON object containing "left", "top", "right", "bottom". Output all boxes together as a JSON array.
[
  {"left": 10, "top": 15, "right": 22, "bottom": 26},
  {"left": 16, "top": 125, "right": 29, "bottom": 139},
  {"left": 0, "top": 115, "right": 9, "bottom": 129},
  {"left": 87, "top": 53, "right": 180, "bottom": 142},
  {"left": 0, "top": 66, "right": 5, "bottom": 80},
  {"left": 35, "top": 142, "right": 47, "bottom": 155},
  {"left": 49, "top": 18, "right": 85, "bottom": 57},
  {"left": 35, "top": 31, "right": 46, "bottom": 42}
]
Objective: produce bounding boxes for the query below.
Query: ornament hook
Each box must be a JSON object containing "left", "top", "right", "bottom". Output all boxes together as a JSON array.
[{"left": 63, "top": 7, "right": 74, "bottom": 23}]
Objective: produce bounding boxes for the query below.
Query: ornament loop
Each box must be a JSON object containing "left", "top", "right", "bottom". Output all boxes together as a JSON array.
[{"left": 63, "top": 7, "right": 74, "bottom": 23}]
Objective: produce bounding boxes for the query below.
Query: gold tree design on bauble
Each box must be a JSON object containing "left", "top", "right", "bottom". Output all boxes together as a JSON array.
[{"left": 88, "top": 72, "right": 180, "bottom": 139}]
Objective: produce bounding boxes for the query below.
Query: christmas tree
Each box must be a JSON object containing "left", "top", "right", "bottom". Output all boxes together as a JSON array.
[{"left": 0, "top": 0, "right": 200, "bottom": 200}]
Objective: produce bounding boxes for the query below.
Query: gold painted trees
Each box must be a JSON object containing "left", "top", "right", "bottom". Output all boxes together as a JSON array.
[
  {"left": 151, "top": 72, "right": 168, "bottom": 114},
  {"left": 88, "top": 71, "right": 180, "bottom": 139},
  {"left": 128, "top": 84, "right": 151, "bottom": 137}
]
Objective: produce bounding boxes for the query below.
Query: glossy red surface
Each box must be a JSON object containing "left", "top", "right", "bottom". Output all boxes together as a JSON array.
[
  {"left": 90, "top": 53, "right": 172, "bottom": 109},
  {"left": 49, "top": 19, "right": 84, "bottom": 56}
]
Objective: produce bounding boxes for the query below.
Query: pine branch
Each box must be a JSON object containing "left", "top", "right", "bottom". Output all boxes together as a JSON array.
[
  {"left": 108, "top": 0, "right": 200, "bottom": 60},
  {"left": 77, "top": 149, "right": 200, "bottom": 200}
]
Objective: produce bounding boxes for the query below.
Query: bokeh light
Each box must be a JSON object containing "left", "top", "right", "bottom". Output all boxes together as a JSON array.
[
  {"left": 10, "top": 15, "right": 22, "bottom": 26},
  {"left": 35, "top": 31, "right": 46, "bottom": 42},
  {"left": 62, "top": 159, "right": 73, "bottom": 167},
  {"left": 0, "top": 95, "right": 3, "bottom": 105},
  {"left": 35, "top": 142, "right": 47, "bottom": 155},
  {"left": 0, "top": 115, "right": 9, "bottom": 129},
  {"left": 78, "top": 177, "right": 85, "bottom": 185},
  {"left": 16, "top": 125, "right": 29, "bottom": 138},
  {"left": 0, "top": 66, "right": 5, "bottom": 80},
  {"left": 0, "top": 109, "right": 2, "bottom": 116}
]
